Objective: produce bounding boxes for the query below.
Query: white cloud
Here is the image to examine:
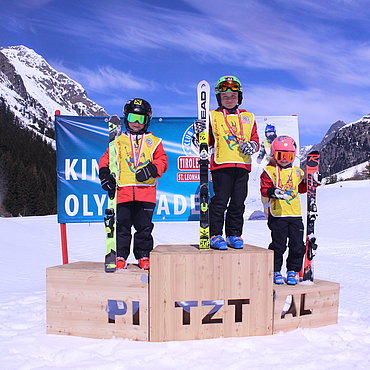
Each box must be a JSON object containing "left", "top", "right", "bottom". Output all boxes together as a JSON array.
[
  {"left": 248, "top": 85, "right": 369, "bottom": 138},
  {"left": 51, "top": 62, "right": 157, "bottom": 93}
]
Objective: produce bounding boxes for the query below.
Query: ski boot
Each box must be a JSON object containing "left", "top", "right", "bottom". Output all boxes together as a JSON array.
[
  {"left": 116, "top": 257, "right": 127, "bottom": 270},
  {"left": 226, "top": 236, "right": 244, "bottom": 249},
  {"left": 138, "top": 257, "right": 150, "bottom": 270},
  {"left": 286, "top": 271, "right": 298, "bottom": 285},
  {"left": 273, "top": 271, "right": 284, "bottom": 284},
  {"left": 210, "top": 235, "right": 228, "bottom": 250}
]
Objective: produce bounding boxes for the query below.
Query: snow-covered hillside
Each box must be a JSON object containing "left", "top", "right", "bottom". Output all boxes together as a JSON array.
[
  {"left": 332, "top": 161, "right": 369, "bottom": 181},
  {"left": 0, "top": 45, "right": 107, "bottom": 136},
  {"left": 0, "top": 180, "right": 369, "bottom": 369}
]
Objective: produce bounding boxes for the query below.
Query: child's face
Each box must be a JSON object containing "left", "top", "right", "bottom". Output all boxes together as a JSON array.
[
  {"left": 127, "top": 113, "right": 147, "bottom": 132},
  {"left": 128, "top": 121, "right": 144, "bottom": 132},
  {"left": 275, "top": 151, "right": 295, "bottom": 167},
  {"left": 277, "top": 158, "right": 291, "bottom": 167},
  {"left": 220, "top": 92, "right": 239, "bottom": 109}
]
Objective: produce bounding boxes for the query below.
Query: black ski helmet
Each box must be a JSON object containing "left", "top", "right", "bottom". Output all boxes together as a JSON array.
[
  {"left": 215, "top": 75, "right": 243, "bottom": 107},
  {"left": 123, "top": 98, "right": 152, "bottom": 134}
]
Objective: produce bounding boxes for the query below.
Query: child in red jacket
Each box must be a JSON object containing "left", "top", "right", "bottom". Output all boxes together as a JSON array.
[
  {"left": 260, "top": 135, "right": 306, "bottom": 285},
  {"left": 194, "top": 76, "right": 259, "bottom": 250},
  {"left": 99, "top": 98, "right": 168, "bottom": 270}
]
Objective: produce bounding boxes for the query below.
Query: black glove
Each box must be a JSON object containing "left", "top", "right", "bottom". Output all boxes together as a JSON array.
[
  {"left": 193, "top": 119, "right": 207, "bottom": 134},
  {"left": 135, "top": 162, "right": 158, "bottom": 182},
  {"left": 267, "top": 187, "right": 288, "bottom": 200},
  {"left": 239, "top": 141, "right": 258, "bottom": 155},
  {"left": 99, "top": 167, "right": 116, "bottom": 191}
]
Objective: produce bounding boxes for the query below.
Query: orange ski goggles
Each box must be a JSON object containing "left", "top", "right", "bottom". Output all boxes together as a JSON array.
[
  {"left": 274, "top": 151, "right": 295, "bottom": 162},
  {"left": 216, "top": 80, "right": 241, "bottom": 93}
]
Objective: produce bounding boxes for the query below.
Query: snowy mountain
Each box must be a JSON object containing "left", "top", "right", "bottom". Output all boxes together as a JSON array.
[
  {"left": 315, "top": 120, "right": 347, "bottom": 151},
  {"left": 0, "top": 45, "right": 107, "bottom": 140},
  {"left": 298, "top": 144, "right": 312, "bottom": 161},
  {"left": 300, "top": 115, "right": 369, "bottom": 176},
  {"left": 318, "top": 114, "right": 370, "bottom": 176}
]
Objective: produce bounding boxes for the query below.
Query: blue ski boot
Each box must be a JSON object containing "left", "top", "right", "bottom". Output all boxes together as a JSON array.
[
  {"left": 210, "top": 235, "right": 228, "bottom": 250},
  {"left": 286, "top": 271, "right": 298, "bottom": 285},
  {"left": 226, "top": 236, "right": 244, "bottom": 249},
  {"left": 274, "top": 271, "right": 284, "bottom": 284}
]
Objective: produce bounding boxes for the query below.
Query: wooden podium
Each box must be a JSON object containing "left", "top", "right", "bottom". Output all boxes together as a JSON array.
[
  {"left": 47, "top": 262, "right": 149, "bottom": 340},
  {"left": 273, "top": 279, "right": 340, "bottom": 333},
  {"left": 46, "top": 244, "right": 339, "bottom": 341},
  {"left": 150, "top": 244, "right": 273, "bottom": 341}
]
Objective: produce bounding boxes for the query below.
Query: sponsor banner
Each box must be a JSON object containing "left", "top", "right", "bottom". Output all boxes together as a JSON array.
[{"left": 55, "top": 115, "right": 299, "bottom": 223}]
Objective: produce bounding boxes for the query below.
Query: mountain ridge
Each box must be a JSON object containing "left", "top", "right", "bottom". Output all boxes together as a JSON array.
[{"left": 0, "top": 45, "right": 107, "bottom": 141}]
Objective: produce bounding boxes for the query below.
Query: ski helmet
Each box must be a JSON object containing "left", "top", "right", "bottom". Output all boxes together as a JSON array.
[
  {"left": 123, "top": 98, "right": 152, "bottom": 134},
  {"left": 265, "top": 124, "right": 277, "bottom": 141},
  {"left": 215, "top": 75, "right": 243, "bottom": 107},
  {"left": 271, "top": 135, "right": 297, "bottom": 166}
]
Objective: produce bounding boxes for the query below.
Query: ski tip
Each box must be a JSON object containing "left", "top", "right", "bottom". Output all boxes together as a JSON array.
[
  {"left": 108, "top": 115, "right": 122, "bottom": 126},
  {"left": 197, "top": 80, "right": 210, "bottom": 88}
]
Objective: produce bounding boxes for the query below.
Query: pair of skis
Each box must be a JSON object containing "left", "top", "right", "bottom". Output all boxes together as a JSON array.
[
  {"left": 197, "top": 80, "right": 211, "bottom": 249},
  {"left": 300, "top": 151, "right": 320, "bottom": 281},
  {"left": 104, "top": 115, "right": 121, "bottom": 272}
]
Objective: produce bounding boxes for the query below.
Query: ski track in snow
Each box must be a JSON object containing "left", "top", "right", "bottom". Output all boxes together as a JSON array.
[{"left": 0, "top": 180, "right": 369, "bottom": 369}]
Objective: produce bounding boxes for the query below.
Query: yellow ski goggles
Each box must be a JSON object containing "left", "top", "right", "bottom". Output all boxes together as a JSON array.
[{"left": 127, "top": 113, "right": 146, "bottom": 125}]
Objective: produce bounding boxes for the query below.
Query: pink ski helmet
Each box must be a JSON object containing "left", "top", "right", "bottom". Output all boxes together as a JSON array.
[{"left": 271, "top": 135, "right": 297, "bottom": 166}]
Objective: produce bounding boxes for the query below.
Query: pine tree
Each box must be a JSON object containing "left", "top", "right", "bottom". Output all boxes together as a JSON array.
[{"left": 0, "top": 98, "right": 57, "bottom": 216}]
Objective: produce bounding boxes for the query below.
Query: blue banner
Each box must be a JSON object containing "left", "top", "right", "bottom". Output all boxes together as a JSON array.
[
  {"left": 55, "top": 115, "right": 299, "bottom": 224},
  {"left": 55, "top": 116, "right": 206, "bottom": 223}
]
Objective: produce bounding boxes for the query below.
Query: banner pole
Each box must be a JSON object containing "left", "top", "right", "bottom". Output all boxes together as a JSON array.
[
  {"left": 55, "top": 110, "right": 68, "bottom": 264},
  {"left": 60, "top": 223, "right": 69, "bottom": 264}
]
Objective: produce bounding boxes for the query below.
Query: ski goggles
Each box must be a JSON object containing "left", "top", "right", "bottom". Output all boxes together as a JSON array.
[
  {"left": 274, "top": 151, "right": 295, "bottom": 162},
  {"left": 127, "top": 113, "right": 146, "bottom": 125},
  {"left": 216, "top": 80, "right": 241, "bottom": 93}
]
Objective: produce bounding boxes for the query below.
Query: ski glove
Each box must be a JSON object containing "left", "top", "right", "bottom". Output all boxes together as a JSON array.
[
  {"left": 312, "top": 171, "right": 323, "bottom": 184},
  {"left": 99, "top": 167, "right": 116, "bottom": 191},
  {"left": 267, "top": 187, "right": 289, "bottom": 200},
  {"left": 136, "top": 162, "right": 158, "bottom": 182},
  {"left": 193, "top": 119, "right": 207, "bottom": 134},
  {"left": 239, "top": 141, "right": 258, "bottom": 155}
]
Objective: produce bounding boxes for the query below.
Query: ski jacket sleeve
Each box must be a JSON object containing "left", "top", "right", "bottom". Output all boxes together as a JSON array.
[
  {"left": 298, "top": 178, "right": 307, "bottom": 194},
  {"left": 99, "top": 148, "right": 109, "bottom": 169},
  {"left": 260, "top": 169, "right": 274, "bottom": 198},
  {"left": 152, "top": 141, "right": 168, "bottom": 177},
  {"left": 250, "top": 120, "right": 260, "bottom": 151}
]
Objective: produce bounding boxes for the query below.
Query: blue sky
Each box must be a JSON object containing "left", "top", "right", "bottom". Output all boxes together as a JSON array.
[{"left": 1, "top": 0, "right": 370, "bottom": 145}]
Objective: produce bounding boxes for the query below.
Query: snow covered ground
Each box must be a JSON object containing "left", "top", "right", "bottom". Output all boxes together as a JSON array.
[{"left": 1, "top": 180, "right": 369, "bottom": 369}]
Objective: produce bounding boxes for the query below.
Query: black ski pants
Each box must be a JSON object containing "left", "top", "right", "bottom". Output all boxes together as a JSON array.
[
  {"left": 267, "top": 215, "right": 305, "bottom": 272},
  {"left": 116, "top": 201, "right": 155, "bottom": 260},
  {"left": 210, "top": 167, "right": 250, "bottom": 237}
]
